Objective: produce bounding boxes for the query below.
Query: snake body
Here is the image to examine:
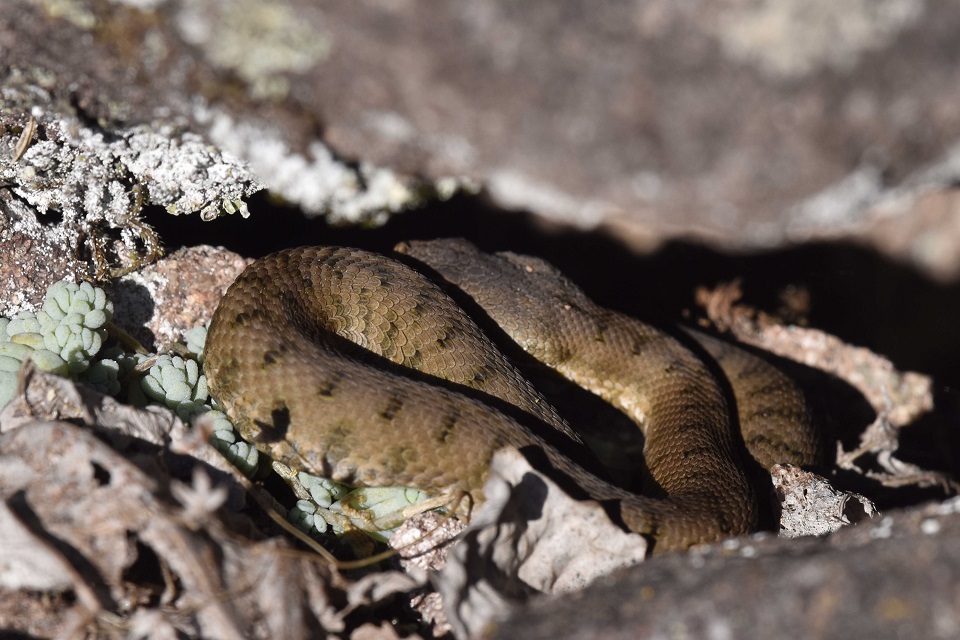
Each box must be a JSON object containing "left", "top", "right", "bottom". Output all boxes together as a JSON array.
[{"left": 204, "top": 239, "right": 820, "bottom": 553}]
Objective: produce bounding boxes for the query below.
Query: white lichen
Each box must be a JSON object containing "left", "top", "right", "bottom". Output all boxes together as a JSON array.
[
  {"left": 202, "top": 107, "right": 417, "bottom": 225},
  {"left": 1, "top": 116, "right": 261, "bottom": 228},
  {"left": 175, "top": 0, "right": 331, "bottom": 100},
  {"left": 713, "top": 0, "right": 924, "bottom": 79}
]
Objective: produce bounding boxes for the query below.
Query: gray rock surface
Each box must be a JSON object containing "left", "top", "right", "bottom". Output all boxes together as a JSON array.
[
  {"left": 6, "top": 1, "right": 960, "bottom": 268},
  {"left": 492, "top": 498, "right": 960, "bottom": 640}
]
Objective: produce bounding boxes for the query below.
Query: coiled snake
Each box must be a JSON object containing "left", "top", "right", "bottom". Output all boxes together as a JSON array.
[{"left": 204, "top": 239, "right": 820, "bottom": 553}]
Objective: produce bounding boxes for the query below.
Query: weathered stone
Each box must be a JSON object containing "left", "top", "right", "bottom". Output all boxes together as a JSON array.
[{"left": 491, "top": 499, "right": 960, "bottom": 640}]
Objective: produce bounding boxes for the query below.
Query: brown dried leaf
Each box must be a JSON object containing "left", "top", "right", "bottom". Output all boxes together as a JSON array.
[
  {"left": 0, "top": 368, "right": 426, "bottom": 638},
  {"left": 435, "top": 448, "right": 648, "bottom": 639}
]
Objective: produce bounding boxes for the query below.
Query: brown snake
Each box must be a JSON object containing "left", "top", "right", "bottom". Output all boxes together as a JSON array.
[{"left": 204, "top": 239, "right": 821, "bottom": 553}]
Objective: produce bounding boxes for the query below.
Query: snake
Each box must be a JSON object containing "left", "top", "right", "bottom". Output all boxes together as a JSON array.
[{"left": 204, "top": 238, "right": 821, "bottom": 553}]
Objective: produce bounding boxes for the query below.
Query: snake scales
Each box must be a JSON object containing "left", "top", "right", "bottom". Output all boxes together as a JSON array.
[{"left": 204, "top": 238, "right": 821, "bottom": 553}]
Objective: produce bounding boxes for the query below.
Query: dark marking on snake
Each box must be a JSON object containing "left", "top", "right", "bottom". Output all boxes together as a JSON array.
[
  {"left": 380, "top": 393, "right": 404, "bottom": 421},
  {"left": 316, "top": 371, "right": 344, "bottom": 397},
  {"left": 254, "top": 405, "right": 291, "bottom": 444}
]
